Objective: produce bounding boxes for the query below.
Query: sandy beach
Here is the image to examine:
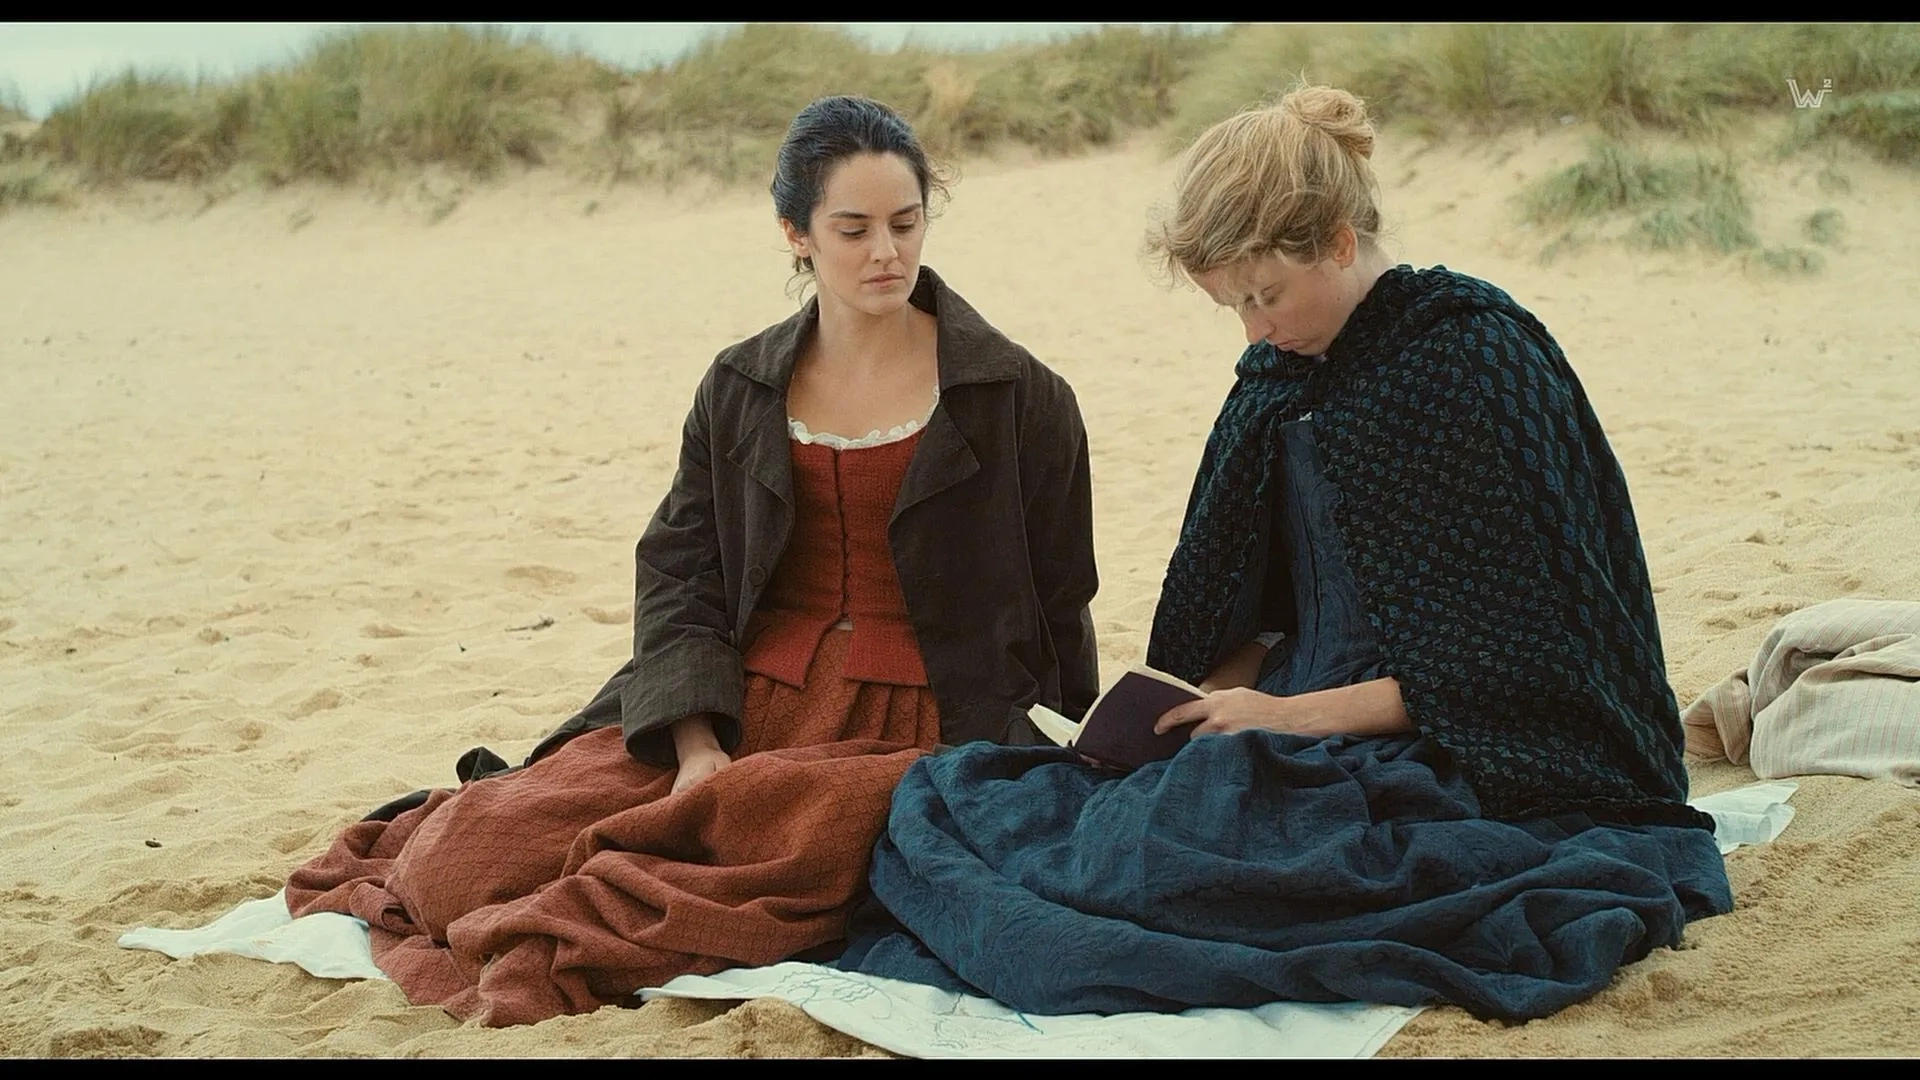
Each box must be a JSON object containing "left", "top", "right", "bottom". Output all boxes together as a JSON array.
[{"left": 3, "top": 121, "right": 1918, "bottom": 1057}]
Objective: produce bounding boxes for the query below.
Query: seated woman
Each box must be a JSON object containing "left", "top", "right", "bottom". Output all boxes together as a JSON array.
[
  {"left": 838, "top": 84, "right": 1734, "bottom": 1023},
  {"left": 283, "top": 95, "right": 1100, "bottom": 1028}
]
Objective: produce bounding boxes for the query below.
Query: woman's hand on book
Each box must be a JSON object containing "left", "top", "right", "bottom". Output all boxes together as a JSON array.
[
  {"left": 1152, "top": 687, "right": 1301, "bottom": 737},
  {"left": 1153, "top": 678, "right": 1414, "bottom": 741}
]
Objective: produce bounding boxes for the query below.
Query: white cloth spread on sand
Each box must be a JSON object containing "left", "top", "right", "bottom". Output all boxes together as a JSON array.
[
  {"left": 119, "top": 896, "right": 388, "bottom": 981},
  {"left": 1684, "top": 598, "right": 1920, "bottom": 788},
  {"left": 638, "top": 966, "right": 1419, "bottom": 1059},
  {"left": 118, "top": 780, "right": 1797, "bottom": 1057}
]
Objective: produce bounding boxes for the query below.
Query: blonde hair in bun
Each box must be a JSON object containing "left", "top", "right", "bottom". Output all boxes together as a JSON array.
[{"left": 1146, "top": 81, "right": 1384, "bottom": 280}]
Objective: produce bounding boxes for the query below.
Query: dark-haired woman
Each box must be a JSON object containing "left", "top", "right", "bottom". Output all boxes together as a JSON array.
[{"left": 283, "top": 95, "right": 1101, "bottom": 1027}]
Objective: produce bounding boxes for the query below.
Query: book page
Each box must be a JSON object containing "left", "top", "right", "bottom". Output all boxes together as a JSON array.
[
  {"left": 1026, "top": 703, "right": 1081, "bottom": 748},
  {"left": 1127, "top": 665, "right": 1206, "bottom": 696}
]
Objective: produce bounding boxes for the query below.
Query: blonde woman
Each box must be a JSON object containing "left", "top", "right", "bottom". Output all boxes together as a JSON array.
[{"left": 840, "top": 84, "right": 1734, "bottom": 1024}]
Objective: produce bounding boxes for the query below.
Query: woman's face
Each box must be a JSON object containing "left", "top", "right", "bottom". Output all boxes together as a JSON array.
[
  {"left": 1190, "top": 228, "right": 1364, "bottom": 358},
  {"left": 782, "top": 152, "right": 927, "bottom": 319}
]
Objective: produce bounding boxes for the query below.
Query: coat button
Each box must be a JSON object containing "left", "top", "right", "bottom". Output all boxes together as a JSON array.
[{"left": 746, "top": 565, "right": 767, "bottom": 587}]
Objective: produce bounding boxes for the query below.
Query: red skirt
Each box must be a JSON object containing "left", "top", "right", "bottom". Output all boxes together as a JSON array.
[{"left": 284, "top": 630, "right": 940, "bottom": 1027}]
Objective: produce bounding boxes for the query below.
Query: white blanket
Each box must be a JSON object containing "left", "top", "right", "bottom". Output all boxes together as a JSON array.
[
  {"left": 1685, "top": 598, "right": 1920, "bottom": 787},
  {"left": 118, "top": 779, "right": 1797, "bottom": 1058}
]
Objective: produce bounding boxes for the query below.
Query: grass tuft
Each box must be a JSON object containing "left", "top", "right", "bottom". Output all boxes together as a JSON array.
[
  {"left": 1803, "top": 207, "right": 1846, "bottom": 245},
  {"left": 1521, "top": 139, "right": 1686, "bottom": 219},
  {"left": 1796, "top": 89, "right": 1920, "bottom": 164},
  {"left": 1524, "top": 139, "right": 1761, "bottom": 257},
  {"left": 1748, "top": 245, "right": 1825, "bottom": 274},
  {"left": 0, "top": 162, "right": 70, "bottom": 209}
]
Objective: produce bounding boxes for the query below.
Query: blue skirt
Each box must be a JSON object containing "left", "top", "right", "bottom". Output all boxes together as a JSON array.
[{"left": 836, "top": 731, "right": 1730, "bottom": 1020}]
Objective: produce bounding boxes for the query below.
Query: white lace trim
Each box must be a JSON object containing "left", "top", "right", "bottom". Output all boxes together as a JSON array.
[{"left": 788, "top": 390, "right": 940, "bottom": 450}]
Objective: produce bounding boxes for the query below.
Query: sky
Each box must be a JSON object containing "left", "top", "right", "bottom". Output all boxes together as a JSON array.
[{"left": 0, "top": 22, "right": 1231, "bottom": 119}]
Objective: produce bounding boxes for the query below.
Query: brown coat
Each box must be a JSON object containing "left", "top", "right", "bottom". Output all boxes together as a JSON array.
[{"left": 529, "top": 267, "right": 1100, "bottom": 767}]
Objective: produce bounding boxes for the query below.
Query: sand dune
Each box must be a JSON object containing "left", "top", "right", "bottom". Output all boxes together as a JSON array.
[{"left": 3, "top": 124, "right": 1917, "bottom": 1056}]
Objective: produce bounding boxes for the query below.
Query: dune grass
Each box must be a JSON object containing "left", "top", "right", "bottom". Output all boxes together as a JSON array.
[
  {"left": 29, "top": 71, "right": 247, "bottom": 181},
  {"left": 1795, "top": 89, "right": 1920, "bottom": 164},
  {"left": 1803, "top": 207, "right": 1846, "bottom": 245},
  {"left": 1165, "top": 23, "right": 1920, "bottom": 144},
  {"left": 1747, "top": 243, "right": 1826, "bottom": 275},
  {"left": 7, "top": 21, "right": 1914, "bottom": 232},
  {"left": 597, "top": 23, "right": 1210, "bottom": 185},
  {"left": 1519, "top": 138, "right": 1761, "bottom": 255},
  {"left": 1155, "top": 23, "right": 1910, "bottom": 272},
  {"left": 28, "top": 25, "right": 609, "bottom": 186},
  {"left": 0, "top": 82, "right": 67, "bottom": 210},
  {"left": 1, "top": 82, "right": 27, "bottom": 125},
  {"left": 594, "top": 24, "right": 917, "bottom": 186},
  {"left": 926, "top": 24, "right": 1207, "bottom": 154},
  {"left": 1518, "top": 137, "right": 1765, "bottom": 260},
  {"left": 0, "top": 162, "right": 68, "bottom": 208}
]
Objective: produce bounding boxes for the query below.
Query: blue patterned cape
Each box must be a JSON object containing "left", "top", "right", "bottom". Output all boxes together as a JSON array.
[{"left": 1147, "top": 265, "right": 1703, "bottom": 826}]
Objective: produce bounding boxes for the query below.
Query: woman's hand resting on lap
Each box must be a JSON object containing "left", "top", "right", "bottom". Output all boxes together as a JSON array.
[
  {"left": 669, "top": 713, "right": 732, "bottom": 794},
  {"left": 1154, "top": 687, "right": 1305, "bottom": 737},
  {"left": 671, "top": 746, "right": 732, "bottom": 794}
]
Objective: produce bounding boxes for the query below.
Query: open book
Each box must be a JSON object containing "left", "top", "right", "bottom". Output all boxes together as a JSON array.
[{"left": 1027, "top": 666, "right": 1206, "bottom": 772}]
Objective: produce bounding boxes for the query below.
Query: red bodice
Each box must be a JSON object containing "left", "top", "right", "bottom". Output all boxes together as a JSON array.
[{"left": 741, "top": 430, "right": 930, "bottom": 688}]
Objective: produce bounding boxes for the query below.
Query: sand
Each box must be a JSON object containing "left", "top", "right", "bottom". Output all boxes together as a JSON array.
[{"left": 3, "top": 122, "right": 1918, "bottom": 1057}]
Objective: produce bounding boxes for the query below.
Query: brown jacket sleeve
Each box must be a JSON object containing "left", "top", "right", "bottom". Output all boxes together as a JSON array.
[
  {"left": 1020, "top": 366, "right": 1101, "bottom": 722},
  {"left": 619, "top": 366, "right": 745, "bottom": 766}
]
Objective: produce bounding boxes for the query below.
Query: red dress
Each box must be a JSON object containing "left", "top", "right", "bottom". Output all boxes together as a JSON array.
[{"left": 286, "top": 427, "right": 942, "bottom": 1027}]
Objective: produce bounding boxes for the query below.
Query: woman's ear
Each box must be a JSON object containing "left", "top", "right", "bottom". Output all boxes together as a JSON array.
[
  {"left": 780, "top": 217, "right": 810, "bottom": 261},
  {"left": 1333, "top": 224, "right": 1359, "bottom": 268}
]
